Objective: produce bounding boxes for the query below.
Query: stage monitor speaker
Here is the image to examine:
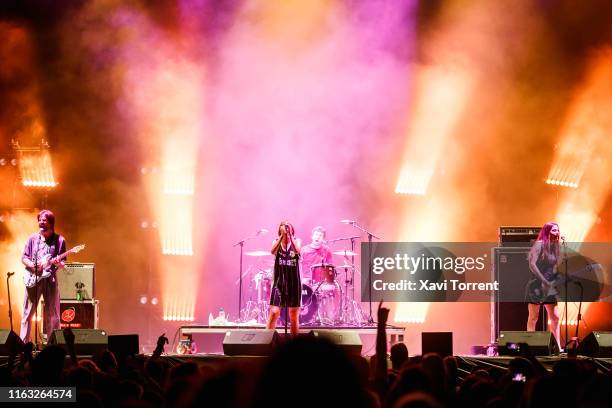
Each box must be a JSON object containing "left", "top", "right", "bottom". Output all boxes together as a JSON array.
[
  {"left": 577, "top": 332, "right": 612, "bottom": 357},
  {"left": 108, "top": 334, "right": 140, "bottom": 356},
  {"left": 49, "top": 329, "right": 108, "bottom": 355},
  {"left": 0, "top": 330, "right": 24, "bottom": 356},
  {"left": 309, "top": 330, "right": 362, "bottom": 355},
  {"left": 422, "top": 332, "right": 453, "bottom": 357},
  {"left": 59, "top": 263, "right": 95, "bottom": 300},
  {"left": 498, "top": 331, "right": 559, "bottom": 356},
  {"left": 222, "top": 330, "right": 278, "bottom": 356}
]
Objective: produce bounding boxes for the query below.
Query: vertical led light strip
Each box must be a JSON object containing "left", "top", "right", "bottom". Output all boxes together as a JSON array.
[
  {"left": 118, "top": 19, "right": 206, "bottom": 322},
  {"left": 155, "top": 64, "right": 202, "bottom": 321},
  {"left": 393, "top": 66, "right": 473, "bottom": 323},
  {"left": 395, "top": 65, "right": 473, "bottom": 196}
]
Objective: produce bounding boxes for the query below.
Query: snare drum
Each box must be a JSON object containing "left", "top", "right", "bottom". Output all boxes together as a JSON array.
[{"left": 311, "top": 263, "right": 336, "bottom": 283}]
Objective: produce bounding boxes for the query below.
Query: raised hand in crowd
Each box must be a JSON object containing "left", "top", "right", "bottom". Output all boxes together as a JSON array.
[
  {"left": 63, "top": 328, "right": 78, "bottom": 366},
  {"left": 153, "top": 333, "right": 169, "bottom": 358}
]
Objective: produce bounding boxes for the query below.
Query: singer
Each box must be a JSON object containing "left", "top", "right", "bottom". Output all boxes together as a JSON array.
[
  {"left": 526, "top": 221, "right": 561, "bottom": 347},
  {"left": 267, "top": 221, "right": 301, "bottom": 336},
  {"left": 20, "top": 210, "right": 67, "bottom": 343}
]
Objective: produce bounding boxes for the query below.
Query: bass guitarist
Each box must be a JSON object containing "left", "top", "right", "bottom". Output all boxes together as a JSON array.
[
  {"left": 526, "top": 221, "right": 561, "bottom": 349},
  {"left": 20, "top": 210, "right": 67, "bottom": 343}
]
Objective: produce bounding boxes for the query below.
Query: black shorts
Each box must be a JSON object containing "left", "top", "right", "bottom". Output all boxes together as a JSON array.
[
  {"left": 528, "top": 299, "right": 557, "bottom": 305},
  {"left": 270, "top": 268, "right": 301, "bottom": 308}
]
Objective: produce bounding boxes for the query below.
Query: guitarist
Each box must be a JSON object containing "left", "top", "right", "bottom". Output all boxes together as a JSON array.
[
  {"left": 20, "top": 210, "right": 67, "bottom": 343},
  {"left": 526, "top": 221, "right": 561, "bottom": 348}
]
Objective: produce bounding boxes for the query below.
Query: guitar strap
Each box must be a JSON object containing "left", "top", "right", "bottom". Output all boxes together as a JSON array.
[
  {"left": 49, "top": 233, "right": 61, "bottom": 275},
  {"left": 50, "top": 233, "right": 59, "bottom": 258}
]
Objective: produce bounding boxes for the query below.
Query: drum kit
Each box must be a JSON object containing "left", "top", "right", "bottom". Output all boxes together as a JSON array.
[{"left": 240, "top": 247, "right": 368, "bottom": 326}]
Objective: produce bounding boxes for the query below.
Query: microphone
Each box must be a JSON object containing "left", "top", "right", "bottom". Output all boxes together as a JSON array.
[
  {"left": 257, "top": 228, "right": 269, "bottom": 235},
  {"left": 7, "top": 271, "right": 14, "bottom": 277},
  {"left": 560, "top": 235, "right": 566, "bottom": 241},
  {"left": 340, "top": 219, "right": 355, "bottom": 225}
]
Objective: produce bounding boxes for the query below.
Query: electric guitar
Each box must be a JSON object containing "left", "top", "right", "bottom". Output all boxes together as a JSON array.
[{"left": 23, "top": 244, "right": 85, "bottom": 288}]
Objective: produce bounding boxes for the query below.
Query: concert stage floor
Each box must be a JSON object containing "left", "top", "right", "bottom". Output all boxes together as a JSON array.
[{"left": 178, "top": 324, "right": 406, "bottom": 355}]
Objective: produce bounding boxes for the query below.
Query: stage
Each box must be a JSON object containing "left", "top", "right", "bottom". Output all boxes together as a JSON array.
[
  {"left": 177, "top": 324, "right": 406, "bottom": 355},
  {"left": 166, "top": 325, "right": 612, "bottom": 378}
]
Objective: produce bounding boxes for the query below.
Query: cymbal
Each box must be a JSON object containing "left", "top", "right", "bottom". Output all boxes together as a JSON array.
[
  {"left": 245, "top": 250, "right": 271, "bottom": 257},
  {"left": 333, "top": 250, "right": 359, "bottom": 256},
  {"left": 335, "top": 264, "right": 355, "bottom": 269},
  {"left": 310, "top": 263, "right": 334, "bottom": 269}
]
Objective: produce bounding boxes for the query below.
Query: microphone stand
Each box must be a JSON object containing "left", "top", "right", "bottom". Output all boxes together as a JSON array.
[
  {"left": 33, "top": 238, "right": 40, "bottom": 350},
  {"left": 284, "top": 232, "right": 294, "bottom": 337},
  {"left": 344, "top": 221, "right": 381, "bottom": 324},
  {"left": 233, "top": 231, "right": 261, "bottom": 322},
  {"left": 568, "top": 281, "right": 584, "bottom": 357},
  {"left": 6, "top": 272, "right": 15, "bottom": 332},
  {"left": 350, "top": 237, "right": 357, "bottom": 304},
  {"left": 284, "top": 268, "right": 289, "bottom": 337}
]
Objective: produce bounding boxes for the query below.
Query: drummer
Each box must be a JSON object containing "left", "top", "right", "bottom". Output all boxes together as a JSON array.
[{"left": 300, "top": 226, "right": 333, "bottom": 283}]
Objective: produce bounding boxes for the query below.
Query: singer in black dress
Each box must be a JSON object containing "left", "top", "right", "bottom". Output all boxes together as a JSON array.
[{"left": 266, "top": 221, "right": 301, "bottom": 336}]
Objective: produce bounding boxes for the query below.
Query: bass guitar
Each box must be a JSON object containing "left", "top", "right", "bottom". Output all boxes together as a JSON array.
[
  {"left": 526, "top": 262, "right": 602, "bottom": 303},
  {"left": 23, "top": 244, "right": 85, "bottom": 288},
  {"left": 526, "top": 276, "right": 562, "bottom": 303}
]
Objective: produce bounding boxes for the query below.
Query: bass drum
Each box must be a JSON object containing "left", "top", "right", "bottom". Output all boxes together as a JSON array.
[
  {"left": 315, "top": 281, "right": 342, "bottom": 325},
  {"left": 279, "top": 284, "right": 318, "bottom": 326}
]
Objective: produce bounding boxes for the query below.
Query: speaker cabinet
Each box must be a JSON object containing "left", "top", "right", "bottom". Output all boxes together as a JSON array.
[
  {"left": 422, "top": 332, "right": 453, "bottom": 357},
  {"left": 222, "top": 330, "right": 278, "bottom": 356},
  {"left": 43, "top": 300, "right": 99, "bottom": 333},
  {"left": 493, "top": 247, "right": 532, "bottom": 340},
  {"left": 49, "top": 329, "right": 108, "bottom": 355},
  {"left": 0, "top": 330, "right": 24, "bottom": 356},
  {"left": 498, "top": 331, "right": 559, "bottom": 356},
  {"left": 59, "top": 263, "right": 95, "bottom": 300},
  {"left": 578, "top": 332, "right": 612, "bottom": 357},
  {"left": 309, "top": 330, "right": 362, "bottom": 355}
]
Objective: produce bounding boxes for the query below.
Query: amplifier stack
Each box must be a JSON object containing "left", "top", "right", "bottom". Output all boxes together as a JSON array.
[{"left": 44, "top": 263, "right": 99, "bottom": 332}]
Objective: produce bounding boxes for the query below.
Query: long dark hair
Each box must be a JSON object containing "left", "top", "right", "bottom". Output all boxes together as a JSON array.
[
  {"left": 38, "top": 209, "right": 55, "bottom": 230},
  {"left": 536, "top": 221, "right": 560, "bottom": 262},
  {"left": 277, "top": 221, "right": 295, "bottom": 236}
]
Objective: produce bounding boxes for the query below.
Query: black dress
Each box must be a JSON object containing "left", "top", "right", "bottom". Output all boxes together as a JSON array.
[{"left": 270, "top": 242, "right": 301, "bottom": 308}]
